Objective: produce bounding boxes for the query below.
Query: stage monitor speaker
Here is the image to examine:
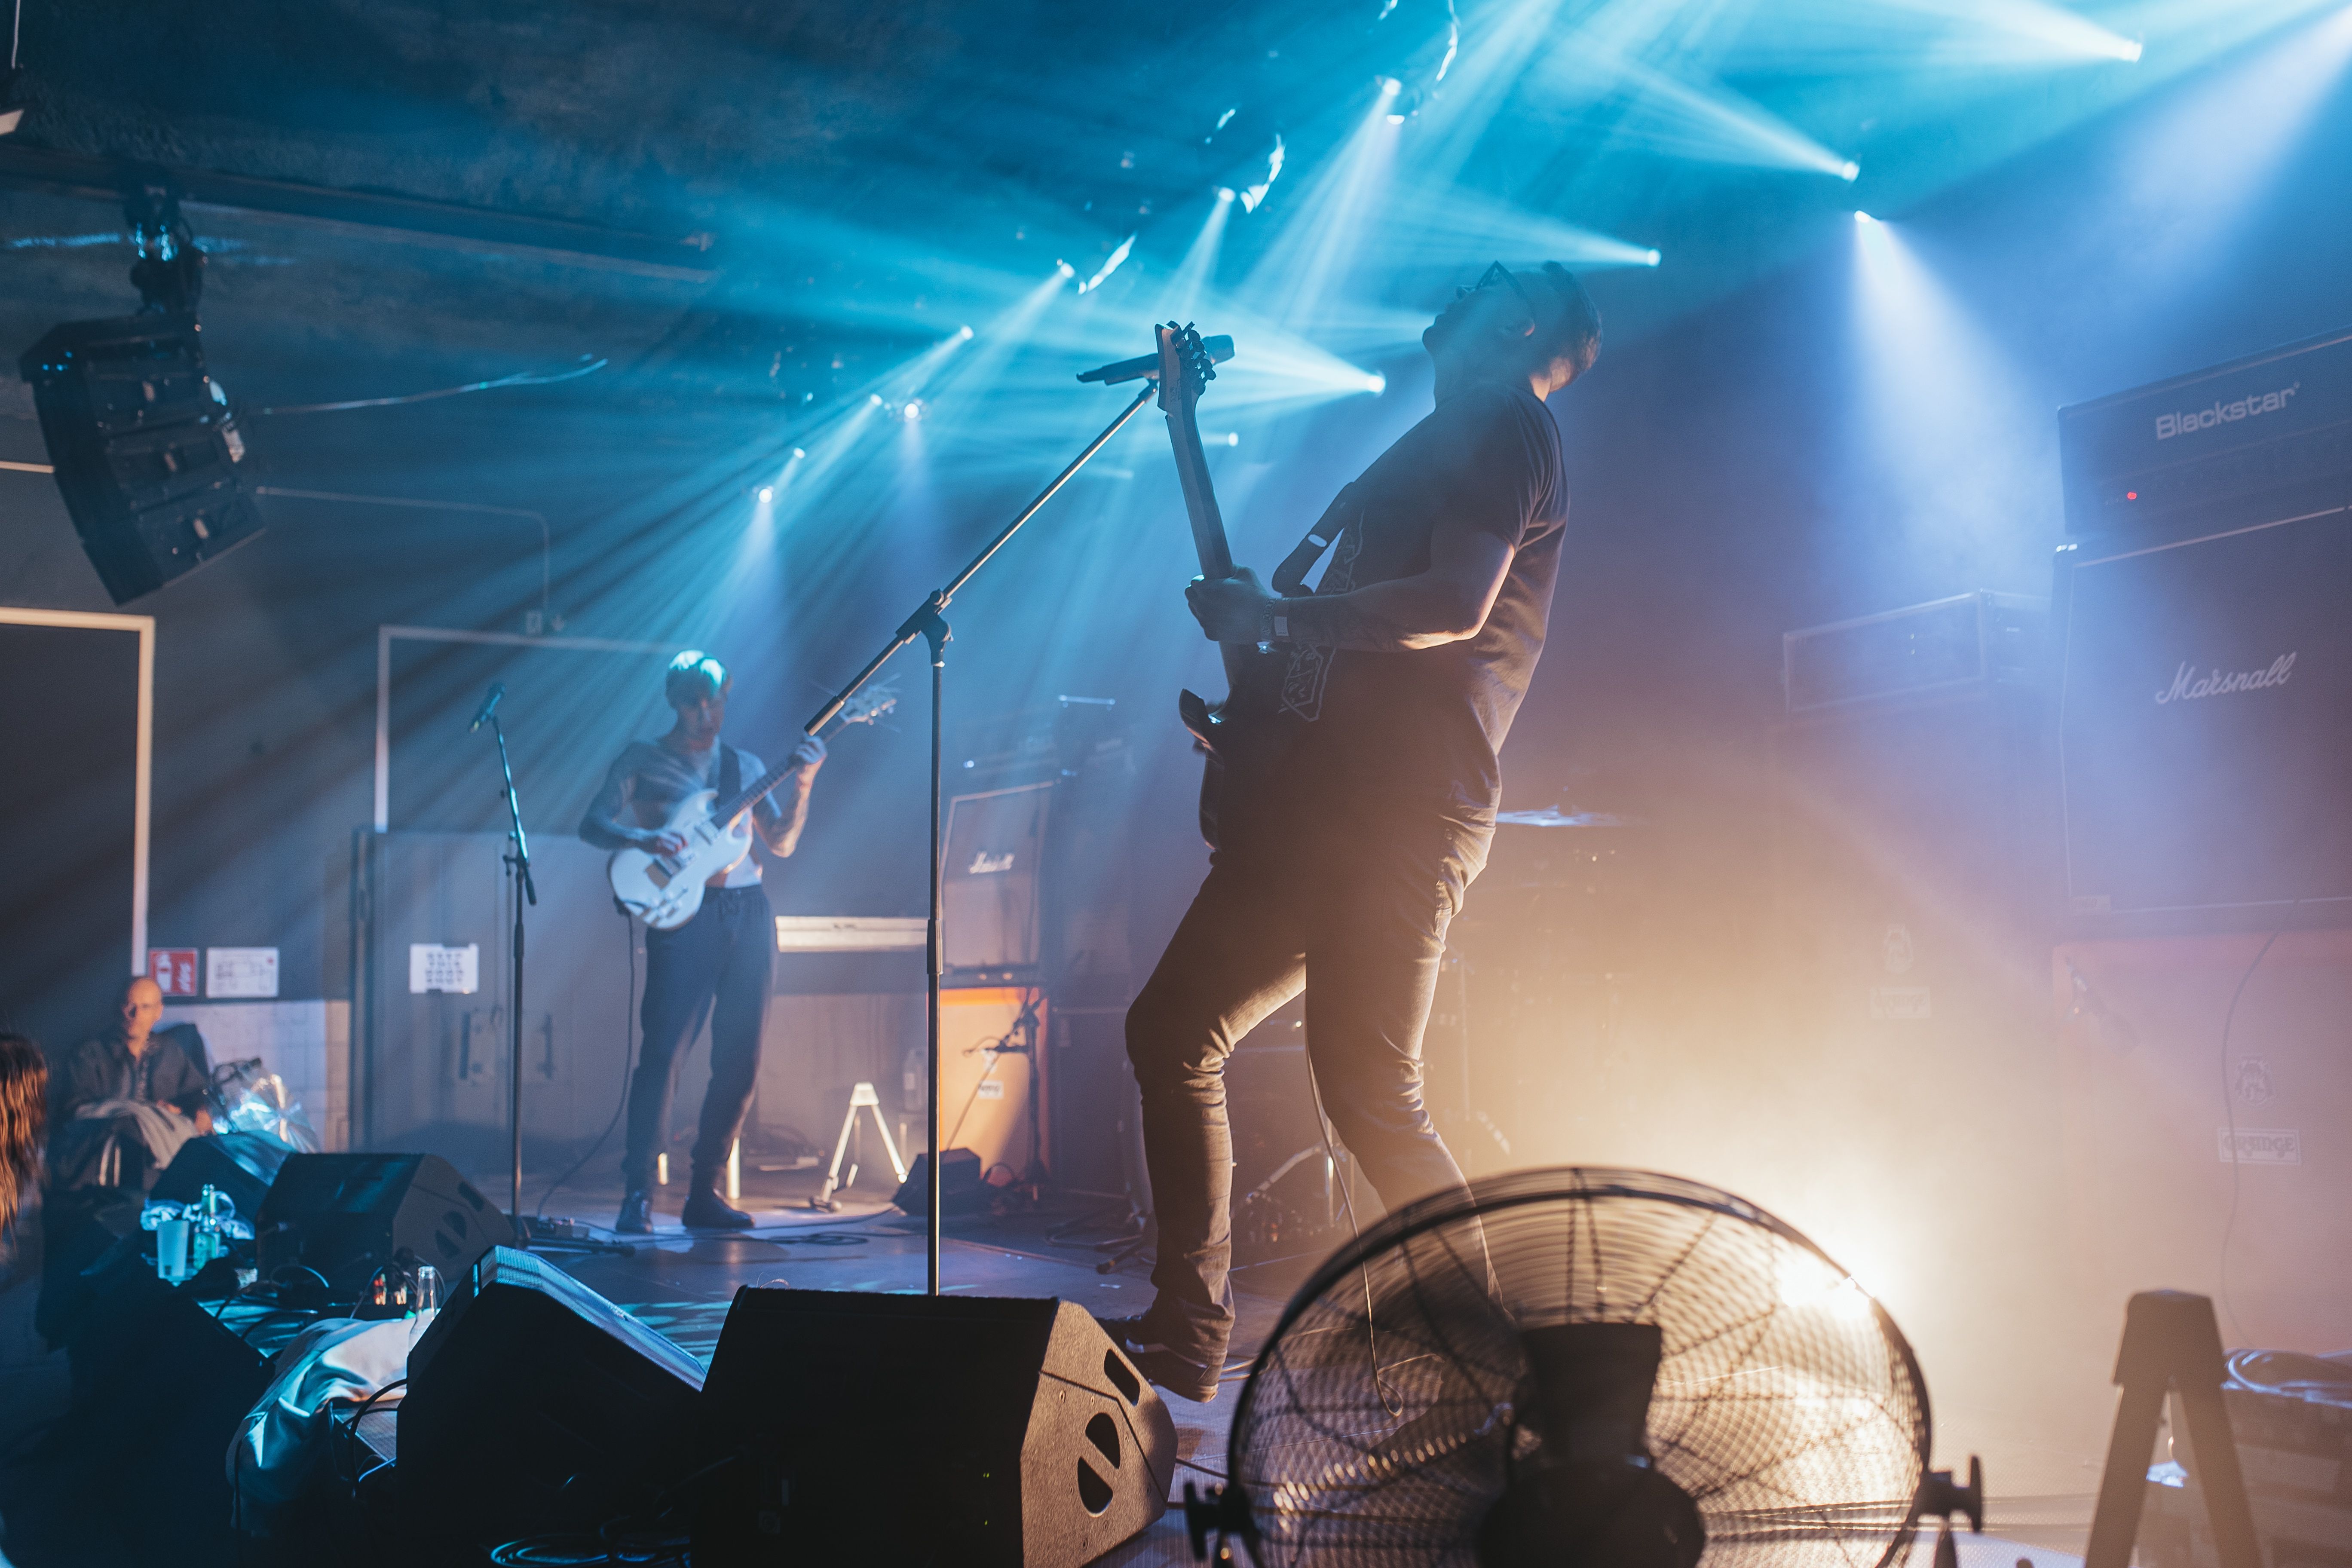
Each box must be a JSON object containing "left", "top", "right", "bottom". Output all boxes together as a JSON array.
[
  {"left": 2055, "top": 506, "right": 2352, "bottom": 929},
  {"left": 892, "top": 1147, "right": 986, "bottom": 1215},
  {"left": 18, "top": 312, "right": 261, "bottom": 604},
  {"left": 399, "top": 1246, "right": 707, "bottom": 1544},
  {"left": 944, "top": 781, "right": 1051, "bottom": 977},
  {"left": 255, "top": 1152, "right": 513, "bottom": 1298},
  {"left": 692, "top": 1289, "right": 1175, "bottom": 1567},
  {"left": 36, "top": 1244, "right": 271, "bottom": 1566},
  {"left": 153, "top": 1131, "right": 296, "bottom": 1220}
]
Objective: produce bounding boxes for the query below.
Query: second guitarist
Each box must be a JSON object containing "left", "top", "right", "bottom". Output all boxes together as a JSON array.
[
  {"left": 1110, "top": 263, "right": 1604, "bottom": 1399},
  {"left": 580, "top": 649, "right": 827, "bottom": 1233}
]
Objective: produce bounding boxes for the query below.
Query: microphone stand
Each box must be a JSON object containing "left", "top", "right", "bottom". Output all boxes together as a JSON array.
[
  {"left": 484, "top": 708, "right": 537, "bottom": 1247},
  {"left": 804, "top": 377, "right": 1160, "bottom": 1296}
]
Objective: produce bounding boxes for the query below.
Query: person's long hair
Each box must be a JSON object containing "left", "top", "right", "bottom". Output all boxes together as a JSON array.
[{"left": 0, "top": 1033, "right": 46, "bottom": 1233}]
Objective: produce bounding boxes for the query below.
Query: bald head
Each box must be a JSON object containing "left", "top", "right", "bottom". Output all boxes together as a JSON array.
[{"left": 120, "top": 976, "right": 163, "bottom": 1049}]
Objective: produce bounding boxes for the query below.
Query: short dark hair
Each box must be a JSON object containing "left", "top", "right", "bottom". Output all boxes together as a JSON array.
[
  {"left": 1532, "top": 263, "right": 1602, "bottom": 381},
  {"left": 665, "top": 649, "right": 730, "bottom": 706}
]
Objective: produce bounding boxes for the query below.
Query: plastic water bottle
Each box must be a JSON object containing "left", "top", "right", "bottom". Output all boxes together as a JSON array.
[{"left": 408, "top": 1264, "right": 444, "bottom": 1349}]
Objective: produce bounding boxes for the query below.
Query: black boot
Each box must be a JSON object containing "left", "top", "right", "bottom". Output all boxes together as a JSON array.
[
  {"left": 681, "top": 1180, "right": 756, "bottom": 1231},
  {"left": 617, "top": 1189, "right": 653, "bottom": 1234}
]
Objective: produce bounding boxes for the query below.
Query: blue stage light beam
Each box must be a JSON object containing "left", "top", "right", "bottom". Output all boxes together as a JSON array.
[
  {"left": 2104, "top": 0, "right": 2352, "bottom": 279},
  {"left": 1417, "top": 0, "right": 1579, "bottom": 187},
  {"left": 1845, "top": 213, "right": 2043, "bottom": 582},
  {"left": 1541, "top": 49, "right": 1862, "bottom": 178},
  {"left": 1245, "top": 82, "right": 1406, "bottom": 333},
  {"left": 1377, "top": 184, "right": 1664, "bottom": 272},
  {"left": 1161, "top": 188, "right": 1235, "bottom": 324}
]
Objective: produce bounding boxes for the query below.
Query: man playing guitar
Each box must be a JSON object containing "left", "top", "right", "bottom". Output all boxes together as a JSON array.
[
  {"left": 1112, "top": 263, "right": 1603, "bottom": 1398},
  {"left": 581, "top": 650, "right": 826, "bottom": 1233}
]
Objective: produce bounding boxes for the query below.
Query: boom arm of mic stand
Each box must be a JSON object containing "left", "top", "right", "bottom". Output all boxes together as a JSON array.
[
  {"left": 796, "top": 377, "right": 1160, "bottom": 1297},
  {"left": 799, "top": 379, "right": 1160, "bottom": 737}
]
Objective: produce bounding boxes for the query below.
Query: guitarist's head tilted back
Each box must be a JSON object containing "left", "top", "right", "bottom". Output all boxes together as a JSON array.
[
  {"left": 579, "top": 647, "right": 829, "bottom": 1236},
  {"left": 1114, "top": 263, "right": 1601, "bottom": 1403}
]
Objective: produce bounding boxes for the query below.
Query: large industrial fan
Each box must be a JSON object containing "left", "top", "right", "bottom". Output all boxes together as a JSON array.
[{"left": 1191, "top": 1167, "right": 1981, "bottom": 1566}]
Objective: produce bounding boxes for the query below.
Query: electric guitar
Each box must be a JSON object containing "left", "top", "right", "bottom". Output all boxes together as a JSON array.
[
  {"left": 606, "top": 687, "right": 896, "bottom": 929},
  {"left": 1156, "top": 322, "right": 1286, "bottom": 848}
]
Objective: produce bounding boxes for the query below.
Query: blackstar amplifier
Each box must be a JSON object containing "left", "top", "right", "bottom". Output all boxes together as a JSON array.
[
  {"left": 2054, "top": 505, "right": 2352, "bottom": 928},
  {"left": 2058, "top": 326, "right": 2352, "bottom": 538}
]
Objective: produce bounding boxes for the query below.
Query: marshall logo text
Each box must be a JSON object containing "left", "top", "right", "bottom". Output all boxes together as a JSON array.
[{"left": 2155, "top": 653, "right": 2295, "bottom": 705}]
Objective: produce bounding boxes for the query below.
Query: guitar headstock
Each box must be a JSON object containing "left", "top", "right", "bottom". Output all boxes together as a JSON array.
[
  {"left": 837, "top": 678, "right": 899, "bottom": 727},
  {"left": 1154, "top": 322, "right": 1216, "bottom": 413}
]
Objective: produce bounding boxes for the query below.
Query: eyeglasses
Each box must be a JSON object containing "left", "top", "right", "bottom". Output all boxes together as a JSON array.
[{"left": 1456, "top": 260, "right": 1539, "bottom": 325}]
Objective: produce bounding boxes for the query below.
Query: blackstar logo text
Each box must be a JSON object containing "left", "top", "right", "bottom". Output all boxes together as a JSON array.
[
  {"left": 2154, "top": 381, "right": 2298, "bottom": 441},
  {"left": 2156, "top": 653, "right": 2296, "bottom": 705}
]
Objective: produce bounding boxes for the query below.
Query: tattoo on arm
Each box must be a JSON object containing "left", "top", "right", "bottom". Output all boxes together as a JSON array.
[{"left": 1268, "top": 591, "right": 1449, "bottom": 652}]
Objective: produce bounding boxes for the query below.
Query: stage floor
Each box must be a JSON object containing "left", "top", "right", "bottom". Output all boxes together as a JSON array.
[
  {"left": 469, "top": 1190, "right": 2096, "bottom": 1568},
  {"left": 0, "top": 1168, "right": 2099, "bottom": 1566}
]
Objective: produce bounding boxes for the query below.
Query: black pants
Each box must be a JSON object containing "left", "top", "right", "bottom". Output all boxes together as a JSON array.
[
  {"left": 1125, "top": 813, "right": 1485, "bottom": 1363},
  {"left": 623, "top": 883, "right": 774, "bottom": 1193}
]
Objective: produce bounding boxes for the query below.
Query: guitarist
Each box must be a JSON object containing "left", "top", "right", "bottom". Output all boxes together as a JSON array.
[
  {"left": 1113, "top": 263, "right": 1602, "bottom": 1398},
  {"left": 580, "top": 650, "right": 826, "bottom": 1233}
]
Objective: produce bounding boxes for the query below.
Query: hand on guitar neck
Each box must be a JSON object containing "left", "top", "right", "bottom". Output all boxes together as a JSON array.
[{"left": 639, "top": 731, "right": 827, "bottom": 858}]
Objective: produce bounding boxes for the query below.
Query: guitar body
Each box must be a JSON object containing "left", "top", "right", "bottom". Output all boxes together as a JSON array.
[
  {"left": 600, "top": 687, "right": 896, "bottom": 931},
  {"left": 1156, "top": 322, "right": 1297, "bottom": 850},
  {"left": 1178, "top": 649, "right": 1289, "bottom": 850},
  {"left": 606, "top": 789, "right": 756, "bottom": 930}
]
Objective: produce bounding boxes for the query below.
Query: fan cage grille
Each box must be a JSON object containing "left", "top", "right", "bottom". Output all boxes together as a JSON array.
[{"left": 1226, "top": 1167, "right": 1930, "bottom": 1568}]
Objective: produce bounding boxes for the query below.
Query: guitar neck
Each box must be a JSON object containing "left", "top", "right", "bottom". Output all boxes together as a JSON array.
[
  {"left": 711, "top": 738, "right": 812, "bottom": 827},
  {"left": 1167, "top": 401, "right": 1234, "bottom": 583}
]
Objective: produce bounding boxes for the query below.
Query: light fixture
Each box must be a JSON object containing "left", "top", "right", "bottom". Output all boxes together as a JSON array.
[{"left": 0, "top": 68, "right": 23, "bottom": 138}]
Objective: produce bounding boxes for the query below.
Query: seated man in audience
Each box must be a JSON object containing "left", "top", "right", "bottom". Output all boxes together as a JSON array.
[{"left": 49, "top": 976, "right": 213, "bottom": 1193}]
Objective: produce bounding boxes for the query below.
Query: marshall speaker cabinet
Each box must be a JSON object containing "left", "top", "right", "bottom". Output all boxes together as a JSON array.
[{"left": 2053, "top": 331, "right": 2352, "bottom": 931}]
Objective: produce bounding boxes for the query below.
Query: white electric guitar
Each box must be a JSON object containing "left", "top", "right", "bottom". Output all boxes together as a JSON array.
[{"left": 606, "top": 687, "right": 895, "bottom": 930}]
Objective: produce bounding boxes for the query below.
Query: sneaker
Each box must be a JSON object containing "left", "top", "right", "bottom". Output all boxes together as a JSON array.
[
  {"left": 680, "top": 1188, "right": 757, "bottom": 1230},
  {"left": 616, "top": 1189, "right": 653, "bottom": 1235},
  {"left": 1094, "top": 1312, "right": 1221, "bottom": 1403}
]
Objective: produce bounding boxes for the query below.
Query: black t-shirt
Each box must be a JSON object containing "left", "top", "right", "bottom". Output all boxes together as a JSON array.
[{"left": 1274, "top": 381, "right": 1567, "bottom": 824}]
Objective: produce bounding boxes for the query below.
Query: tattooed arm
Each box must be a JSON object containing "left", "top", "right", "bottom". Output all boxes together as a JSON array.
[{"left": 1184, "top": 522, "right": 1515, "bottom": 652}]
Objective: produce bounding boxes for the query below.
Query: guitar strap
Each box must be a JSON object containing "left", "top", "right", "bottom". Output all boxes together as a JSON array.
[
  {"left": 1271, "top": 483, "right": 1359, "bottom": 598},
  {"left": 719, "top": 743, "right": 742, "bottom": 806}
]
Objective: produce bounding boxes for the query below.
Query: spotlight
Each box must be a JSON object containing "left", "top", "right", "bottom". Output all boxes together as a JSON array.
[
  {"left": 1054, "top": 260, "right": 1076, "bottom": 279},
  {"left": 957, "top": 325, "right": 974, "bottom": 340},
  {"left": 791, "top": 447, "right": 805, "bottom": 459},
  {"left": 1839, "top": 161, "right": 1862, "bottom": 182},
  {"left": 1378, "top": 76, "right": 1403, "bottom": 96},
  {"left": 901, "top": 399, "right": 926, "bottom": 422},
  {"left": 1215, "top": 186, "right": 1237, "bottom": 204},
  {"left": 1853, "top": 210, "right": 1877, "bottom": 224},
  {"left": 756, "top": 486, "right": 774, "bottom": 502},
  {"left": 869, "top": 392, "right": 885, "bottom": 406},
  {"left": 2121, "top": 38, "right": 2144, "bottom": 62},
  {"left": 1644, "top": 249, "right": 1662, "bottom": 266},
  {"left": 1364, "top": 373, "right": 1387, "bottom": 395}
]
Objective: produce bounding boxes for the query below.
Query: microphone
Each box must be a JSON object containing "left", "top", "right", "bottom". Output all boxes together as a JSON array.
[
  {"left": 469, "top": 682, "right": 506, "bottom": 732},
  {"left": 1076, "top": 334, "right": 1234, "bottom": 385}
]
